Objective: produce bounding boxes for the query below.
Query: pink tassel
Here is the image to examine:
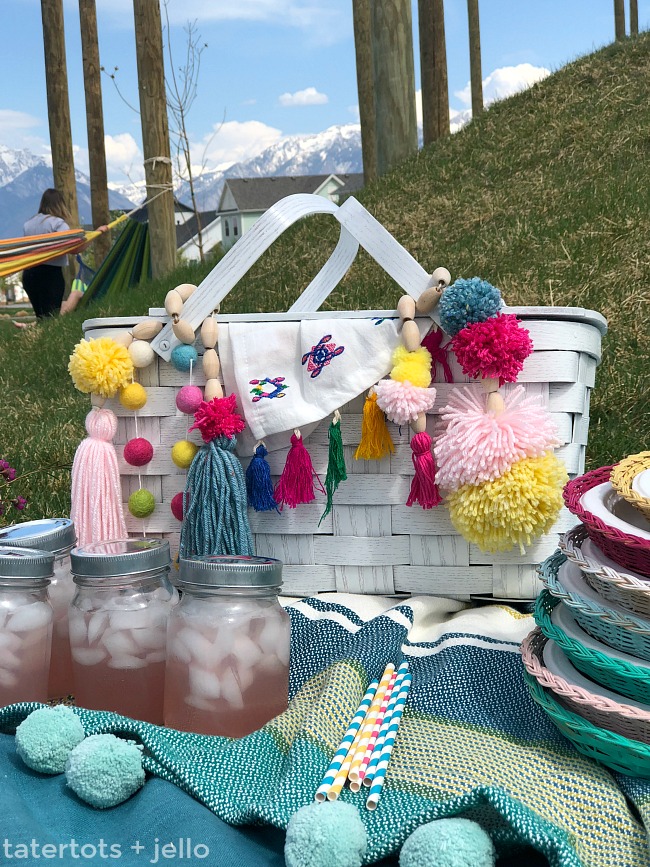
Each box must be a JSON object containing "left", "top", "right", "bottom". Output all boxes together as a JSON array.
[
  {"left": 407, "top": 431, "right": 442, "bottom": 509},
  {"left": 71, "top": 407, "right": 127, "bottom": 546},
  {"left": 274, "top": 431, "right": 325, "bottom": 509}
]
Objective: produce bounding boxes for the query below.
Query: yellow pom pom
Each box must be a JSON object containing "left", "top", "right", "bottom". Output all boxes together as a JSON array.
[
  {"left": 68, "top": 337, "right": 134, "bottom": 398},
  {"left": 390, "top": 345, "right": 432, "bottom": 388},
  {"left": 171, "top": 440, "right": 198, "bottom": 469},
  {"left": 447, "top": 452, "right": 568, "bottom": 553},
  {"left": 119, "top": 383, "right": 147, "bottom": 411}
]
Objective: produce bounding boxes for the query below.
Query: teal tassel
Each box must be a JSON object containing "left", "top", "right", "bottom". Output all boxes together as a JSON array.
[
  {"left": 320, "top": 413, "right": 347, "bottom": 525},
  {"left": 180, "top": 435, "right": 254, "bottom": 558}
]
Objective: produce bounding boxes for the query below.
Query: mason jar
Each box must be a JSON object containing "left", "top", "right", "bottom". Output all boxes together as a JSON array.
[
  {"left": 164, "top": 555, "right": 290, "bottom": 738},
  {"left": 0, "top": 546, "right": 54, "bottom": 705},
  {"left": 0, "top": 518, "right": 76, "bottom": 699},
  {"left": 69, "top": 539, "right": 178, "bottom": 724}
]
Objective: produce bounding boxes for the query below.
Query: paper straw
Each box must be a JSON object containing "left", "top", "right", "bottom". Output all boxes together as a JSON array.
[
  {"left": 314, "top": 678, "right": 379, "bottom": 802},
  {"left": 355, "top": 670, "right": 397, "bottom": 785},
  {"left": 363, "top": 662, "right": 410, "bottom": 787},
  {"left": 348, "top": 662, "right": 395, "bottom": 783},
  {"left": 326, "top": 720, "right": 365, "bottom": 800},
  {"left": 366, "top": 674, "right": 412, "bottom": 810}
]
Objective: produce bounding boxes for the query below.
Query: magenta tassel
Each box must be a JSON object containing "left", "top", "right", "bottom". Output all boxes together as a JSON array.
[
  {"left": 407, "top": 431, "right": 442, "bottom": 509},
  {"left": 71, "top": 407, "right": 128, "bottom": 546},
  {"left": 274, "top": 431, "right": 325, "bottom": 509}
]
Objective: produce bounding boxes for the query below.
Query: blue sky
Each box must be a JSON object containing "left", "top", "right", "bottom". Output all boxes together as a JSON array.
[{"left": 0, "top": 0, "right": 645, "bottom": 186}]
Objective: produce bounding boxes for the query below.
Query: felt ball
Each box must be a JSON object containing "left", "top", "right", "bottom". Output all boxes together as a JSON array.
[
  {"left": 15, "top": 706, "right": 85, "bottom": 775},
  {"left": 128, "top": 339, "right": 155, "bottom": 369},
  {"left": 399, "top": 818, "right": 495, "bottom": 867},
  {"left": 171, "top": 344, "right": 198, "bottom": 372},
  {"left": 65, "top": 734, "right": 145, "bottom": 809},
  {"left": 119, "top": 382, "right": 147, "bottom": 411},
  {"left": 171, "top": 491, "right": 187, "bottom": 521},
  {"left": 123, "top": 437, "right": 154, "bottom": 467},
  {"left": 176, "top": 384, "right": 203, "bottom": 414},
  {"left": 171, "top": 439, "right": 199, "bottom": 469},
  {"left": 128, "top": 488, "right": 156, "bottom": 518},
  {"left": 285, "top": 801, "right": 366, "bottom": 867},
  {"left": 439, "top": 277, "right": 502, "bottom": 336}
]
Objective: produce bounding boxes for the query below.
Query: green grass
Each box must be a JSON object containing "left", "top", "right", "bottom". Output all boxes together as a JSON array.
[{"left": 2, "top": 34, "right": 650, "bottom": 523}]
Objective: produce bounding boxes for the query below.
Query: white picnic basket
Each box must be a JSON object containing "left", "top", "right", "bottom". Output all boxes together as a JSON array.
[{"left": 82, "top": 194, "right": 606, "bottom": 600}]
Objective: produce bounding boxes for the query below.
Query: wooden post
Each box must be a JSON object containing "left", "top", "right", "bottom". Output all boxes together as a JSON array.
[
  {"left": 133, "top": 0, "right": 176, "bottom": 278},
  {"left": 614, "top": 0, "right": 626, "bottom": 39},
  {"left": 79, "top": 0, "right": 110, "bottom": 264},
  {"left": 418, "top": 0, "right": 436, "bottom": 145},
  {"left": 432, "top": 0, "right": 450, "bottom": 137},
  {"left": 40, "top": 0, "right": 79, "bottom": 231},
  {"left": 352, "top": 0, "right": 378, "bottom": 183},
  {"left": 372, "top": 0, "right": 418, "bottom": 175},
  {"left": 630, "top": 0, "right": 639, "bottom": 35},
  {"left": 467, "top": 0, "right": 484, "bottom": 117}
]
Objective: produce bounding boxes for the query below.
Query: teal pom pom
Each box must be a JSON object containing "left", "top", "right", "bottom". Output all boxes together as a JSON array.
[
  {"left": 285, "top": 801, "right": 366, "bottom": 867},
  {"left": 65, "top": 734, "right": 145, "bottom": 809},
  {"left": 399, "top": 818, "right": 495, "bottom": 867},
  {"left": 439, "top": 277, "right": 502, "bottom": 336},
  {"left": 15, "top": 706, "right": 85, "bottom": 774},
  {"left": 171, "top": 344, "right": 198, "bottom": 372}
]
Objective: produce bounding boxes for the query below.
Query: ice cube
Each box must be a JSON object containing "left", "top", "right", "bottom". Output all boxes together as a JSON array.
[
  {"left": 0, "top": 669, "right": 18, "bottom": 688},
  {"left": 233, "top": 661, "right": 254, "bottom": 693},
  {"left": 6, "top": 602, "right": 52, "bottom": 632},
  {"left": 68, "top": 616, "right": 87, "bottom": 644},
  {"left": 102, "top": 630, "right": 138, "bottom": 657},
  {"left": 131, "top": 626, "right": 166, "bottom": 651},
  {"left": 220, "top": 668, "right": 243, "bottom": 709},
  {"left": 207, "top": 626, "right": 234, "bottom": 667},
  {"left": 169, "top": 635, "right": 192, "bottom": 664},
  {"left": 0, "top": 631, "right": 21, "bottom": 653},
  {"left": 87, "top": 610, "right": 109, "bottom": 644},
  {"left": 257, "top": 615, "right": 287, "bottom": 655},
  {"left": 0, "top": 650, "right": 21, "bottom": 671},
  {"left": 177, "top": 627, "right": 213, "bottom": 661},
  {"left": 78, "top": 597, "right": 94, "bottom": 612},
  {"left": 189, "top": 665, "right": 221, "bottom": 699},
  {"left": 231, "top": 633, "right": 262, "bottom": 668},
  {"left": 0, "top": 594, "right": 29, "bottom": 610},
  {"left": 145, "top": 650, "right": 166, "bottom": 664},
  {"left": 105, "top": 596, "right": 142, "bottom": 610},
  {"left": 107, "top": 655, "right": 147, "bottom": 669},
  {"left": 185, "top": 694, "right": 216, "bottom": 711},
  {"left": 72, "top": 647, "right": 106, "bottom": 665},
  {"left": 108, "top": 609, "right": 151, "bottom": 630}
]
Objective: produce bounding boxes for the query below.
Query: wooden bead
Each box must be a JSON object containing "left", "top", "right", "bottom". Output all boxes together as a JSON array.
[
  {"left": 132, "top": 319, "right": 163, "bottom": 341},
  {"left": 175, "top": 283, "right": 198, "bottom": 302},
  {"left": 415, "top": 286, "right": 443, "bottom": 315},
  {"left": 397, "top": 295, "right": 416, "bottom": 321},
  {"left": 204, "top": 378, "right": 223, "bottom": 401},
  {"left": 410, "top": 413, "right": 427, "bottom": 434},
  {"left": 432, "top": 267, "right": 451, "bottom": 288},
  {"left": 401, "top": 319, "right": 421, "bottom": 352},
  {"left": 172, "top": 319, "right": 196, "bottom": 345},
  {"left": 164, "top": 289, "right": 183, "bottom": 317},
  {"left": 110, "top": 331, "right": 133, "bottom": 348},
  {"left": 200, "top": 317, "right": 219, "bottom": 349},
  {"left": 202, "top": 348, "right": 220, "bottom": 380},
  {"left": 487, "top": 391, "right": 505, "bottom": 416},
  {"left": 90, "top": 393, "right": 107, "bottom": 408},
  {"left": 481, "top": 377, "right": 499, "bottom": 394}
]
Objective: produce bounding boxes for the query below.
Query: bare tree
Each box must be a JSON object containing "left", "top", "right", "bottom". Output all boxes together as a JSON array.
[
  {"left": 467, "top": 0, "right": 483, "bottom": 117},
  {"left": 630, "top": 0, "right": 639, "bottom": 35},
  {"left": 352, "top": 0, "right": 377, "bottom": 183},
  {"left": 614, "top": 0, "right": 626, "bottom": 40},
  {"left": 418, "top": 0, "right": 449, "bottom": 143}
]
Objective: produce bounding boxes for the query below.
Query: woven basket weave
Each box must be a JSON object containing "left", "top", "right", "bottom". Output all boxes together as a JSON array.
[{"left": 611, "top": 452, "right": 650, "bottom": 522}]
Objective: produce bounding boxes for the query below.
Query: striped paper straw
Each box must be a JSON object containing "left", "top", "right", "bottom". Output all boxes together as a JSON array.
[
  {"left": 354, "top": 670, "right": 397, "bottom": 788},
  {"left": 348, "top": 662, "right": 395, "bottom": 783},
  {"left": 366, "top": 673, "right": 412, "bottom": 810},
  {"left": 326, "top": 720, "right": 365, "bottom": 800},
  {"left": 314, "top": 678, "right": 379, "bottom": 802},
  {"left": 363, "top": 662, "right": 410, "bottom": 787}
]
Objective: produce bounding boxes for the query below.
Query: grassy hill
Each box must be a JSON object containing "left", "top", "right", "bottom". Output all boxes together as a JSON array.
[{"left": 1, "top": 34, "right": 649, "bottom": 522}]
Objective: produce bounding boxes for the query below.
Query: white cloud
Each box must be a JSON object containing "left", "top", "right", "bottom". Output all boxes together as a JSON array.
[
  {"left": 455, "top": 63, "right": 550, "bottom": 107},
  {"left": 104, "top": 132, "right": 144, "bottom": 182},
  {"left": 279, "top": 87, "right": 328, "bottom": 107},
  {"left": 0, "top": 109, "right": 41, "bottom": 134},
  {"left": 189, "top": 119, "right": 282, "bottom": 174}
]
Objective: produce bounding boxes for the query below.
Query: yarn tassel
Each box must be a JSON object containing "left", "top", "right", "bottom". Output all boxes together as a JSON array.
[
  {"left": 354, "top": 392, "right": 394, "bottom": 460},
  {"left": 180, "top": 436, "right": 254, "bottom": 558},
  {"left": 275, "top": 430, "right": 325, "bottom": 509},
  {"left": 320, "top": 412, "right": 348, "bottom": 524},
  {"left": 70, "top": 407, "right": 127, "bottom": 547},
  {"left": 246, "top": 443, "right": 279, "bottom": 512},
  {"left": 406, "top": 431, "right": 442, "bottom": 509}
]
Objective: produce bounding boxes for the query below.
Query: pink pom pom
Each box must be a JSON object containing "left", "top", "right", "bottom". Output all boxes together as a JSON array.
[
  {"left": 176, "top": 385, "right": 203, "bottom": 415},
  {"left": 451, "top": 314, "right": 533, "bottom": 385},
  {"left": 407, "top": 432, "right": 442, "bottom": 509},
  {"left": 189, "top": 394, "right": 246, "bottom": 443},
  {"left": 123, "top": 437, "right": 154, "bottom": 467},
  {"left": 374, "top": 379, "right": 436, "bottom": 426},
  {"left": 171, "top": 491, "right": 188, "bottom": 521},
  {"left": 434, "top": 386, "right": 561, "bottom": 491}
]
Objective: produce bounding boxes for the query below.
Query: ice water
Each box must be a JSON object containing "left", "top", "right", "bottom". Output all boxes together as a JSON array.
[
  {"left": 47, "top": 555, "right": 75, "bottom": 699},
  {"left": 0, "top": 590, "right": 53, "bottom": 705}
]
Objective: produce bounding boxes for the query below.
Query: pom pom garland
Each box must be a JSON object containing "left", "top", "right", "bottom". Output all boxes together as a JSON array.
[
  {"left": 389, "top": 345, "right": 433, "bottom": 388},
  {"left": 123, "top": 437, "right": 154, "bottom": 467},
  {"left": 128, "top": 488, "right": 156, "bottom": 518},
  {"left": 374, "top": 379, "right": 436, "bottom": 427},
  {"left": 451, "top": 314, "right": 533, "bottom": 385},
  {"left": 354, "top": 392, "right": 394, "bottom": 460},
  {"left": 275, "top": 432, "right": 325, "bottom": 509},
  {"left": 68, "top": 337, "right": 133, "bottom": 398},
  {"left": 171, "top": 439, "right": 199, "bottom": 469},
  {"left": 245, "top": 444, "right": 279, "bottom": 512},
  {"left": 171, "top": 491, "right": 188, "bottom": 521},
  {"left": 284, "top": 801, "right": 367, "bottom": 867},
  {"left": 439, "top": 277, "right": 502, "bottom": 336},
  {"left": 175, "top": 385, "right": 203, "bottom": 414},
  {"left": 15, "top": 706, "right": 85, "bottom": 775},
  {"left": 171, "top": 344, "right": 198, "bottom": 372},
  {"left": 446, "top": 452, "right": 568, "bottom": 552},
  {"left": 65, "top": 734, "right": 145, "bottom": 809},
  {"left": 189, "top": 394, "right": 246, "bottom": 443},
  {"left": 119, "top": 382, "right": 147, "bottom": 411},
  {"left": 128, "top": 339, "right": 155, "bottom": 369},
  {"left": 434, "top": 386, "right": 560, "bottom": 491},
  {"left": 399, "top": 818, "right": 495, "bottom": 867}
]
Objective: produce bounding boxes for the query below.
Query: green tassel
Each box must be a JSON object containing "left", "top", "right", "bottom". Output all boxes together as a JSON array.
[{"left": 320, "top": 412, "right": 347, "bottom": 525}]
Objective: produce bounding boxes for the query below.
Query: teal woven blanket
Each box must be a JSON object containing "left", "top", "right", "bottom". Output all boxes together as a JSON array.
[{"left": 1, "top": 595, "right": 649, "bottom": 866}]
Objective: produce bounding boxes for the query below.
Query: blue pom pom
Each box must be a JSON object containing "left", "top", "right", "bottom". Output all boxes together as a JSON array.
[
  {"left": 65, "top": 734, "right": 145, "bottom": 809},
  {"left": 246, "top": 444, "right": 279, "bottom": 512},
  {"left": 399, "top": 818, "right": 495, "bottom": 867},
  {"left": 16, "top": 706, "right": 86, "bottom": 775},
  {"left": 171, "top": 344, "right": 199, "bottom": 372},
  {"left": 439, "top": 277, "right": 502, "bottom": 336},
  {"left": 285, "top": 801, "right": 366, "bottom": 867}
]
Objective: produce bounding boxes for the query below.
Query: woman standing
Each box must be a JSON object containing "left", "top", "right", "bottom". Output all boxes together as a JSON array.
[{"left": 22, "top": 189, "right": 73, "bottom": 319}]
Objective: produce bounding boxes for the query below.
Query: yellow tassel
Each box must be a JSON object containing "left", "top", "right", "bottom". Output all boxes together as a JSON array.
[
  {"left": 354, "top": 392, "right": 395, "bottom": 460},
  {"left": 390, "top": 345, "right": 432, "bottom": 388}
]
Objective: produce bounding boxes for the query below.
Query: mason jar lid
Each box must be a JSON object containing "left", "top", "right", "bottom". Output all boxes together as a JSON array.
[
  {"left": 178, "top": 555, "right": 283, "bottom": 589},
  {"left": 0, "top": 518, "right": 76, "bottom": 555},
  {"left": 70, "top": 538, "right": 170, "bottom": 579},
  {"left": 0, "top": 545, "right": 55, "bottom": 581}
]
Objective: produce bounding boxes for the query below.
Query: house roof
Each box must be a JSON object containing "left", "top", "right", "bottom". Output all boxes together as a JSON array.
[
  {"left": 220, "top": 175, "right": 342, "bottom": 212},
  {"left": 176, "top": 211, "right": 218, "bottom": 249},
  {"left": 128, "top": 197, "right": 194, "bottom": 224},
  {"left": 334, "top": 173, "right": 365, "bottom": 198}
]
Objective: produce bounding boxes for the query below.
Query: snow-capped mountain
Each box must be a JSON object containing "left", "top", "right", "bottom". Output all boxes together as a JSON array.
[{"left": 0, "top": 145, "right": 46, "bottom": 188}]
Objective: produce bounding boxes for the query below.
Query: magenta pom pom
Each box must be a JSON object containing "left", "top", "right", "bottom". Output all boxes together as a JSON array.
[
  {"left": 171, "top": 491, "right": 187, "bottom": 521},
  {"left": 434, "top": 386, "right": 560, "bottom": 491},
  {"left": 407, "top": 432, "right": 442, "bottom": 509},
  {"left": 176, "top": 385, "right": 203, "bottom": 415},
  {"left": 123, "top": 437, "right": 154, "bottom": 467},
  {"left": 374, "top": 379, "right": 436, "bottom": 427},
  {"left": 189, "top": 394, "right": 246, "bottom": 443},
  {"left": 451, "top": 314, "right": 533, "bottom": 385}
]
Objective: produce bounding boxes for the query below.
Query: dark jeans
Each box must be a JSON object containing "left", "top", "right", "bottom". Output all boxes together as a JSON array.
[{"left": 22, "top": 264, "right": 65, "bottom": 319}]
